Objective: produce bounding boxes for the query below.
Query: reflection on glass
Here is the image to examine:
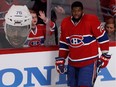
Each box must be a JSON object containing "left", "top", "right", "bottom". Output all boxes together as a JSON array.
[
  {"left": 4, "top": 5, "right": 32, "bottom": 48},
  {"left": 0, "top": 0, "right": 115, "bottom": 49}
]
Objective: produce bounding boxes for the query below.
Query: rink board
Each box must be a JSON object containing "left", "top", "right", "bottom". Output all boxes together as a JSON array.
[{"left": 0, "top": 46, "right": 115, "bottom": 87}]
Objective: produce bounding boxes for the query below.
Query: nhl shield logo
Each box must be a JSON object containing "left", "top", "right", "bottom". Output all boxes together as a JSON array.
[{"left": 69, "top": 35, "right": 84, "bottom": 48}]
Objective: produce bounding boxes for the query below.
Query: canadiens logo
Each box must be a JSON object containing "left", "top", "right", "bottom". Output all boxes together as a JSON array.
[
  {"left": 29, "top": 39, "right": 41, "bottom": 47},
  {"left": 69, "top": 35, "right": 84, "bottom": 48}
]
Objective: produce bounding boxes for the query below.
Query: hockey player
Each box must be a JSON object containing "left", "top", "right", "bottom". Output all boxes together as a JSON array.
[
  {"left": 4, "top": 5, "right": 32, "bottom": 48},
  {"left": 55, "top": 1, "right": 111, "bottom": 87}
]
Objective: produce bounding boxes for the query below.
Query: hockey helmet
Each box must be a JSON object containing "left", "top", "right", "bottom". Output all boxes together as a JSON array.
[{"left": 4, "top": 5, "right": 32, "bottom": 48}]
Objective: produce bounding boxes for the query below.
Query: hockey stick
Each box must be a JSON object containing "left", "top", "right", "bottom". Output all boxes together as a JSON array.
[{"left": 92, "top": 60, "right": 103, "bottom": 87}]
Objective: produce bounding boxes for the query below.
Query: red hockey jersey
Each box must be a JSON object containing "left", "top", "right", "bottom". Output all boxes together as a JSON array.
[
  {"left": 24, "top": 24, "right": 45, "bottom": 47},
  {"left": 24, "top": 21, "right": 55, "bottom": 47},
  {"left": 59, "top": 14, "right": 109, "bottom": 67},
  {"left": 100, "top": 0, "right": 116, "bottom": 21}
]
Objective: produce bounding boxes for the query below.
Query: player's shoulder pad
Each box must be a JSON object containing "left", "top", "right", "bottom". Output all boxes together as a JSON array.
[
  {"left": 61, "top": 16, "right": 71, "bottom": 25},
  {"left": 84, "top": 14, "right": 99, "bottom": 22}
]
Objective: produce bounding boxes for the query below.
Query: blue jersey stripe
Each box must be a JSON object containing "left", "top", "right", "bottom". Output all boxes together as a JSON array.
[
  {"left": 83, "top": 36, "right": 96, "bottom": 44},
  {"left": 59, "top": 41, "right": 69, "bottom": 49},
  {"left": 97, "top": 32, "right": 108, "bottom": 43},
  {"left": 66, "top": 35, "right": 96, "bottom": 45}
]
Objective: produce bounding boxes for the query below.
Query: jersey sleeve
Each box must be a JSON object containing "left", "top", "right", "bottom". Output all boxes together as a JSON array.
[
  {"left": 50, "top": 21, "right": 55, "bottom": 31},
  {"left": 59, "top": 19, "right": 69, "bottom": 59},
  {"left": 91, "top": 15, "right": 109, "bottom": 53}
]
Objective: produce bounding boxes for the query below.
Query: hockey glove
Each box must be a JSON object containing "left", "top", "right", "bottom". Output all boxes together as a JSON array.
[
  {"left": 55, "top": 57, "right": 66, "bottom": 74},
  {"left": 98, "top": 53, "right": 111, "bottom": 68}
]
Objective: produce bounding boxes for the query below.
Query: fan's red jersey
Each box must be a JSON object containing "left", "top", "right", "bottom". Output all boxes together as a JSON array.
[
  {"left": 59, "top": 14, "right": 109, "bottom": 67},
  {"left": 24, "top": 24, "right": 46, "bottom": 47},
  {"left": 100, "top": 0, "right": 116, "bottom": 21},
  {"left": 24, "top": 21, "right": 55, "bottom": 47}
]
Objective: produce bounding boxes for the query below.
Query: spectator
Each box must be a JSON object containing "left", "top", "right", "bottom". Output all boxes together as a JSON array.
[
  {"left": 105, "top": 17, "right": 116, "bottom": 41},
  {"left": 32, "top": 0, "right": 47, "bottom": 24},
  {"left": 24, "top": 9, "right": 44, "bottom": 47},
  {"left": 38, "top": 10, "right": 56, "bottom": 46},
  {"left": 32, "top": 0, "right": 58, "bottom": 45},
  {"left": 24, "top": 9, "right": 56, "bottom": 47}
]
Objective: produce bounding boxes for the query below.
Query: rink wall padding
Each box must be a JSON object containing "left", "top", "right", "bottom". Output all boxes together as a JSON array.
[{"left": 0, "top": 41, "right": 115, "bottom": 87}]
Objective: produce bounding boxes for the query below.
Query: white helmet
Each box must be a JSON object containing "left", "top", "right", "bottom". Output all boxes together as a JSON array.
[
  {"left": 4, "top": 5, "right": 32, "bottom": 48},
  {"left": 5, "top": 5, "right": 32, "bottom": 26}
]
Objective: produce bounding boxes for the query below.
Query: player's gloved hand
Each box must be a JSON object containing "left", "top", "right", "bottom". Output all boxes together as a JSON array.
[
  {"left": 98, "top": 53, "right": 111, "bottom": 68},
  {"left": 55, "top": 57, "right": 66, "bottom": 74}
]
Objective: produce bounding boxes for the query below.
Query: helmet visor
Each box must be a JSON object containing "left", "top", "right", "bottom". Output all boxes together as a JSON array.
[
  {"left": 5, "top": 24, "right": 31, "bottom": 48},
  {"left": 5, "top": 24, "right": 31, "bottom": 37}
]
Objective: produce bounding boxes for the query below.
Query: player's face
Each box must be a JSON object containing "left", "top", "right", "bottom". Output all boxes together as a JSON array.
[
  {"left": 5, "top": 24, "right": 31, "bottom": 48},
  {"left": 71, "top": 7, "right": 83, "bottom": 19}
]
